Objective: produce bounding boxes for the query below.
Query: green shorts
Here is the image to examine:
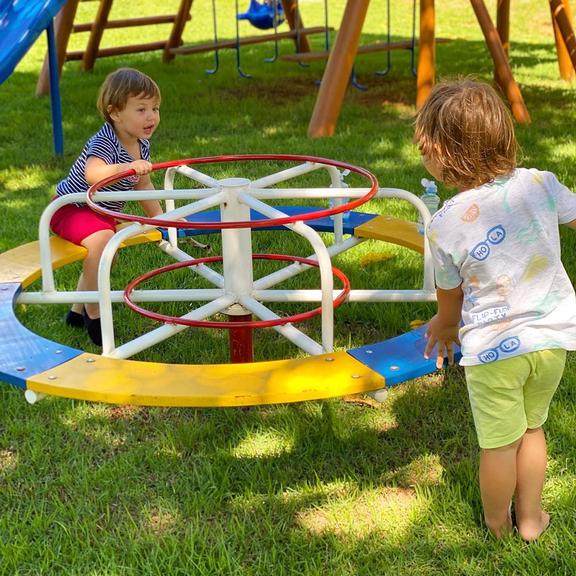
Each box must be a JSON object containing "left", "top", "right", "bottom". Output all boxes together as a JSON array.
[{"left": 464, "top": 349, "right": 566, "bottom": 449}]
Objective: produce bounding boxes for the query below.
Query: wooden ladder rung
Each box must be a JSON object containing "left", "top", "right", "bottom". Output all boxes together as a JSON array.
[
  {"left": 169, "top": 26, "right": 332, "bottom": 56},
  {"left": 73, "top": 14, "right": 191, "bottom": 33},
  {"left": 280, "top": 37, "right": 451, "bottom": 62},
  {"left": 66, "top": 40, "right": 168, "bottom": 61}
]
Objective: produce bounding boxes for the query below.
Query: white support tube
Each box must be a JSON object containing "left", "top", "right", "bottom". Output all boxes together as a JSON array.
[
  {"left": 175, "top": 165, "right": 221, "bottom": 188},
  {"left": 248, "top": 187, "right": 359, "bottom": 200},
  {"left": 38, "top": 192, "right": 87, "bottom": 292},
  {"left": 17, "top": 287, "right": 436, "bottom": 305},
  {"left": 38, "top": 188, "right": 223, "bottom": 292},
  {"left": 220, "top": 179, "right": 253, "bottom": 297},
  {"left": 24, "top": 390, "right": 47, "bottom": 404},
  {"left": 238, "top": 192, "right": 335, "bottom": 353},
  {"left": 158, "top": 241, "right": 224, "bottom": 288},
  {"left": 377, "top": 188, "right": 435, "bottom": 293},
  {"left": 250, "top": 161, "right": 326, "bottom": 188},
  {"left": 97, "top": 192, "right": 228, "bottom": 354},
  {"left": 17, "top": 288, "right": 225, "bottom": 305},
  {"left": 97, "top": 223, "right": 149, "bottom": 354},
  {"left": 254, "top": 236, "right": 362, "bottom": 290},
  {"left": 110, "top": 294, "right": 236, "bottom": 359},
  {"left": 239, "top": 296, "right": 324, "bottom": 356},
  {"left": 163, "top": 168, "right": 178, "bottom": 249},
  {"left": 323, "top": 164, "right": 347, "bottom": 244},
  {"left": 252, "top": 289, "right": 437, "bottom": 302}
]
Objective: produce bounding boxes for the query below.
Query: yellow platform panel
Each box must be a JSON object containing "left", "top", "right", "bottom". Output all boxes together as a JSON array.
[
  {"left": 27, "top": 351, "right": 385, "bottom": 407},
  {"left": 0, "top": 228, "right": 162, "bottom": 288},
  {"left": 355, "top": 216, "right": 424, "bottom": 254}
]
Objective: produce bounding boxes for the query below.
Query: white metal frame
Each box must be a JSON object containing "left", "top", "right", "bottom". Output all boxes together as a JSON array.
[{"left": 26, "top": 161, "right": 436, "bottom": 360}]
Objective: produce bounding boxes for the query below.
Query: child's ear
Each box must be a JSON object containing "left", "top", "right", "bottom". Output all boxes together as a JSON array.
[{"left": 107, "top": 105, "right": 120, "bottom": 122}]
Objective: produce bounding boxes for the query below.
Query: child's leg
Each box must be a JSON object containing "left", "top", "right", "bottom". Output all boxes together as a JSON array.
[
  {"left": 514, "top": 427, "right": 550, "bottom": 541},
  {"left": 51, "top": 204, "right": 117, "bottom": 320},
  {"left": 479, "top": 439, "right": 521, "bottom": 537},
  {"left": 70, "top": 273, "right": 87, "bottom": 315},
  {"left": 80, "top": 229, "right": 115, "bottom": 319}
]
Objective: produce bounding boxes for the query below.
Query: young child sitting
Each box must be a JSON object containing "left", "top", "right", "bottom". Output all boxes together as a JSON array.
[
  {"left": 415, "top": 78, "right": 576, "bottom": 541},
  {"left": 50, "top": 67, "right": 163, "bottom": 346}
]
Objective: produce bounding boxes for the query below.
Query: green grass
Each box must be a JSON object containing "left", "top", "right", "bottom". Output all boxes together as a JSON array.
[{"left": 1, "top": 0, "right": 575, "bottom": 574}]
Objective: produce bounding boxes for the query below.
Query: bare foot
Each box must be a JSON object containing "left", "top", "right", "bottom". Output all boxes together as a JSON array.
[
  {"left": 486, "top": 513, "right": 514, "bottom": 539},
  {"left": 518, "top": 511, "right": 550, "bottom": 542}
]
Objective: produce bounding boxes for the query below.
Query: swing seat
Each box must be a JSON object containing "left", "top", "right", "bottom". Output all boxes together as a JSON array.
[{"left": 237, "top": 0, "right": 285, "bottom": 30}]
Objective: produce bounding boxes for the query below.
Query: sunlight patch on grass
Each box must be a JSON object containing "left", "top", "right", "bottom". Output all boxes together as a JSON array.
[
  {"left": 296, "top": 486, "right": 420, "bottom": 541},
  {"left": 359, "top": 251, "right": 397, "bottom": 267},
  {"left": 231, "top": 428, "right": 295, "bottom": 458},
  {"left": 0, "top": 448, "right": 18, "bottom": 473},
  {"left": 141, "top": 504, "right": 182, "bottom": 536},
  {"left": 2, "top": 168, "right": 50, "bottom": 193},
  {"left": 263, "top": 126, "right": 280, "bottom": 137},
  {"left": 382, "top": 453, "right": 444, "bottom": 487}
]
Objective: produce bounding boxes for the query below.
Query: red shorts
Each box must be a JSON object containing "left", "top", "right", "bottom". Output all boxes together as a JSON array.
[{"left": 50, "top": 202, "right": 117, "bottom": 245}]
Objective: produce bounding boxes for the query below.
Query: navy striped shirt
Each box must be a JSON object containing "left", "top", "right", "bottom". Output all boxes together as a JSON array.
[{"left": 56, "top": 122, "right": 151, "bottom": 212}]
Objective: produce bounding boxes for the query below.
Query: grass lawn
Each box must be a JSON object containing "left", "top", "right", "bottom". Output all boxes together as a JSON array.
[{"left": 0, "top": 0, "right": 575, "bottom": 574}]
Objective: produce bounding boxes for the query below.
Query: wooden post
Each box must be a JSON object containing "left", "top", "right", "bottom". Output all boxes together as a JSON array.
[
  {"left": 307, "top": 0, "right": 370, "bottom": 138},
  {"left": 496, "top": 0, "right": 510, "bottom": 55},
  {"left": 36, "top": 0, "right": 80, "bottom": 96},
  {"left": 550, "top": 0, "right": 576, "bottom": 80},
  {"left": 163, "top": 0, "right": 194, "bottom": 63},
  {"left": 82, "top": 0, "right": 113, "bottom": 71},
  {"left": 281, "top": 0, "right": 311, "bottom": 53},
  {"left": 416, "top": 0, "right": 435, "bottom": 109},
  {"left": 470, "top": 0, "right": 531, "bottom": 123}
]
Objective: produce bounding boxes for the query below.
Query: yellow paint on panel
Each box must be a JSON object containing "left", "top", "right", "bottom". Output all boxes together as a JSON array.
[
  {"left": 355, "top": 216, "right": 424, "bottom": 254},
  {"left": 27, "top": 352, "right": 385, "bottom": 407},
  {"left": 0, "top": 228, "right": 162, "bottom": 288}
]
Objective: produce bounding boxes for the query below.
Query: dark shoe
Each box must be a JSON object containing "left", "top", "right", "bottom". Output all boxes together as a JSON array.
[
  {"left": 83, "top": 310, "right": 102, "bottom": 347},
  {"left": 65, "top": 309, "right": 85, "bottom": 328}
]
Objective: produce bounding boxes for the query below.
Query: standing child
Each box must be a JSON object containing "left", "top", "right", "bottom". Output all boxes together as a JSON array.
[
  {"left": 415, "top": 79, "right": 576, "bottom": 541},
  {"left": 50, "top": 67, "right": 163, "bottom": 346}
]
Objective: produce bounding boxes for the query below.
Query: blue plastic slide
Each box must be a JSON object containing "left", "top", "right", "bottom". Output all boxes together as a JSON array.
[{"left": 0, "top": 0, "right": 68, "bottom": 153}]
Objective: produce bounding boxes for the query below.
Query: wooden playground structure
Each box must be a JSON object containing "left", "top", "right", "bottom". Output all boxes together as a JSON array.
[{"left": 36, "top": 0, "right": 576, "bottom": 137}]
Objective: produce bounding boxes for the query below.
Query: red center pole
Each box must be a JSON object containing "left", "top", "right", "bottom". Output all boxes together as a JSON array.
[{"left": 228, "top": 313, "right": 254, "bottom": 363}]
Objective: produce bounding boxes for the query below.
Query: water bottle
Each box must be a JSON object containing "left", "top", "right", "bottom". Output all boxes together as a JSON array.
[
  {"left": 329, "top": 170, "right": 350, "bottom": 221},
  {"left": 417, "top": 178, "right": 440, "bottom": 234}
]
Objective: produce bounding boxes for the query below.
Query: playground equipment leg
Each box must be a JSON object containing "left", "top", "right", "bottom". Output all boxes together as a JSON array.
[
  {"left": 549, "top": 0, "right": 576, "bottom": 79},
  {"left": 281, "top": 0, "right": 311, "bottom": 53},
  {"left": 307, "top": 0, "right": 370, "bottom": 137},
  {"left": 229, "top": 312, "right": 254, "bottom": 363},
  {"left": 416, "top": 0, "right": 435, "bottom": 109},
  {"left": 36, "top": 0, "right": 80, "bottom": 96},
  {"left": 47, "top": 19, "right": 64, "bottom": 156},
  {"left": 470, "top": 0, "right": 531, "bottom": 124}
]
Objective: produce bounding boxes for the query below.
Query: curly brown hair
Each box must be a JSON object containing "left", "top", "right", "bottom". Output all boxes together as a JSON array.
[
  {"left": 97, "top": 68, "right": 161, "bottom": 124},
  {"left": 414, "top": 79, "right": 518, "bottom": 190}
]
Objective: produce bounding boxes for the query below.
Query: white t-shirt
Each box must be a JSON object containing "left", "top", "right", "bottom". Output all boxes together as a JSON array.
[{"left": 426, "top": 168, "right": 576, "bottom": 366}]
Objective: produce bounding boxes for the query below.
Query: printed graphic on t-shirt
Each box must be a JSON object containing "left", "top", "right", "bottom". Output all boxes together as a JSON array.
[
  {"left": 470, "top": 225, "right": 506, "bottom": 261},
  {"left": 478, "top": 336, "right": 521, "bottom": 363}
]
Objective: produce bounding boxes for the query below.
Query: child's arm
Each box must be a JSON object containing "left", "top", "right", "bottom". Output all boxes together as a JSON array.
[
  {"left": 85, "top": 156, "right": 152, "bottom": 185},
  {"left": 135, "top": 173, "right": 163, "bottom": 218},
  {"left": 565, "top": 219, "right": 576, "bottom": 229},
  {"left": 424, "top": 285, "right": 463, "bottom": 369}
]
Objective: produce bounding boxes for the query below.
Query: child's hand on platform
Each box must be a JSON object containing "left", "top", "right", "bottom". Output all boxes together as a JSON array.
[{"left": 424, "top": 314, "right": 460, "bottom": 369}]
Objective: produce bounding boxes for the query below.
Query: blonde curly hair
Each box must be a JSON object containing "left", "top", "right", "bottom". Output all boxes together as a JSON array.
[{"left": 414, "top": 79, "right": 518, "bottom": 190}]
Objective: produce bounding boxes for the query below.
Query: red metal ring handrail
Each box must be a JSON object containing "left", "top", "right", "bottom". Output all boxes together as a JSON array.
[
  {"left": 86, "top": 154, "right": 378, "bottom": 230},
  {"left": 123, "top": 254, "right": 351, "bottom": 329}
]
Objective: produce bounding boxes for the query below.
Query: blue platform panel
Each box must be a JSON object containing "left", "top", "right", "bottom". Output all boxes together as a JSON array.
[
  {"left": 160, "top": 207, "right": 377, "bottom": 239},
  {"left": 0, "top": 283, "right": 82, "bottom": 389},
  {"left": 347, "top": 325, "right": 462, "bottom": 387}
]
